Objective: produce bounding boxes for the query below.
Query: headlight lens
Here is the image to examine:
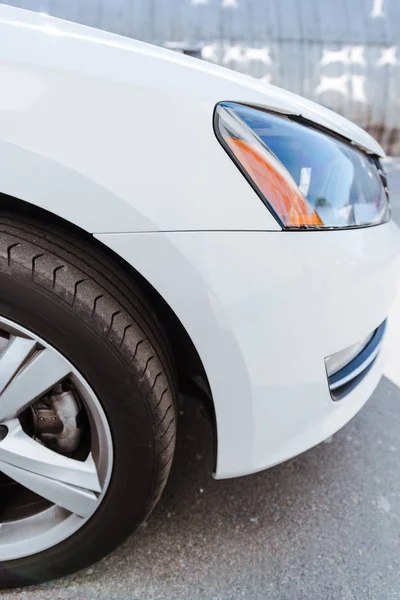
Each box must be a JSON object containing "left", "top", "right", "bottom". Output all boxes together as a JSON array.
[{"left": 215, "top": 102, "right": 390, "bottom": 229}]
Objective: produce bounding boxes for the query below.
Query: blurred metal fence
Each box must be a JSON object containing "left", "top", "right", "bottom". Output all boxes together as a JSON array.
[{"left": 4, "top": 0, "right": 400, "bottom": 154}]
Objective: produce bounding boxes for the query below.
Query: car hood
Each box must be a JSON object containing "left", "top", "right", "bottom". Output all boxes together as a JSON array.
[{"left": 0, "top": 4, "right": 385, "bottom": 157}]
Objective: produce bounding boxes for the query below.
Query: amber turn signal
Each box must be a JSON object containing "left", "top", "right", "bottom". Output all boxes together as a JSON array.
[{"left": 226, "top": 137, "right": 324, "bottom": 227}]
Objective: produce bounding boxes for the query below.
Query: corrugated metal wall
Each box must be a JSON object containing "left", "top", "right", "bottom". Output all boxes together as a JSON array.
[{"left": 4, "top": 0, "right": 400, "bottom": 153}]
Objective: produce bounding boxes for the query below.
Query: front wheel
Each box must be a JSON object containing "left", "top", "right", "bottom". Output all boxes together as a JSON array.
[{"left": 0, "top": 215, "right": 177, "bottom": 588}]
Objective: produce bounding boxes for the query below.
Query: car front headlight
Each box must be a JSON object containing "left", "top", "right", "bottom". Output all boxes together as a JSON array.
[{"left": 214, "top": 102, "right": 390, "bottom": 229}]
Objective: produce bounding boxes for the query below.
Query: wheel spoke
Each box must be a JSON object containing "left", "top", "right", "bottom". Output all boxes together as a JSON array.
[
  {"left": 0, "top": 342, "right": 72, "bottom": 421},
  {"left": 0, "top": 336, "right": 37, "bottom": 395},
  {"left": 0, "top": 460, "right": 99, "bottom": 518},
  {"left": 0, "top": 420, "right": 101, "bottom": 518}
]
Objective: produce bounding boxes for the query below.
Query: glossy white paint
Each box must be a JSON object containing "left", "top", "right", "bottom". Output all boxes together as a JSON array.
[
  {"left": 99, "top": 222, "right": 400, "bottom": 478},
  {"left": 0, "top": 4, "right": 384, "bottom": 236},
  {"left": 0, "top": 5, "right": 398, "bottom": 478}
]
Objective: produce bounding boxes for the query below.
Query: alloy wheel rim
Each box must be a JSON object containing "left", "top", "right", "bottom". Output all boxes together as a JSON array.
[{"left": 0, "top": 316, "right": 113, "bottom": 561}]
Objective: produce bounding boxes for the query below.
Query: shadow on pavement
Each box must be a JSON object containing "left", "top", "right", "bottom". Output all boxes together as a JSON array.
[{"left": 43, "top": 375, "right": 400, "bottom": 600}]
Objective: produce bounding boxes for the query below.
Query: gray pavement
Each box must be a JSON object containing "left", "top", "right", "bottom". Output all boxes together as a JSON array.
[{"left": 3, "top": 159, "right": 400, "bottom": 600}]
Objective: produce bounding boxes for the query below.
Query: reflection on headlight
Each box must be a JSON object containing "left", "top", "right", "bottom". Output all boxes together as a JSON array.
[{"left": 215, "top": 102, "right": 391, "bottom": 230}]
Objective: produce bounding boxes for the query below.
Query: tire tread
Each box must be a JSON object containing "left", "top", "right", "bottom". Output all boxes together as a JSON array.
[{"left": 0, "top": 215, "right": 177, "bottom": 527}]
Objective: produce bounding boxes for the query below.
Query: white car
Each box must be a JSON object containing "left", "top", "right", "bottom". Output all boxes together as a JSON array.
[{"left": 0, "top": 5, "right": 399, "bottom": 587}]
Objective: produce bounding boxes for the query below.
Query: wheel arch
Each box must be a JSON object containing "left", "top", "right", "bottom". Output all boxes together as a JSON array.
[{"left": 0, "top": 192, "right": 217, "bottom": 464}]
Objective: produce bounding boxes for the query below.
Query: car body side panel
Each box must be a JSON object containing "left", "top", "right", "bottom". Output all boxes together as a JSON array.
[
  {"left": 0, "top": 64, "right": 280, "bottom": 234},
  {"left": 0, "top": 5, "right": 398, "bottom": 480},
  {"left": 97, "top": 222, "right": 400, "bottom": 478}
]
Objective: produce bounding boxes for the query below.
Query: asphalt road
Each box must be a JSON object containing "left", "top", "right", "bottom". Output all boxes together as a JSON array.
[{"left": 3, "top": 159, "right": 400, "bottom": 600}]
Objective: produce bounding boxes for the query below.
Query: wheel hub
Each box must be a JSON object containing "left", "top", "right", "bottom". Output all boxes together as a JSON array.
[{"left": 0, "top": 315, "right": 113, "bottom": 561}]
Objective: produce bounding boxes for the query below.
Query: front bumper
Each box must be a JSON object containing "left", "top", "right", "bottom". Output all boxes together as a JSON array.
[{"left": 98, "top": 220, "right": 400, "bottom": 479}]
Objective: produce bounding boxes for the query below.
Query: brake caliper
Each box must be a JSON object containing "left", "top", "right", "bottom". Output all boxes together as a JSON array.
[{"left": 32, "top": 385, "right": 83, "bottom": 455}]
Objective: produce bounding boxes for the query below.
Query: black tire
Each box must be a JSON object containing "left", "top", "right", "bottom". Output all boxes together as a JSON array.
[{"left": 0, "top": 214, "right": 177, "bottom": 588}]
